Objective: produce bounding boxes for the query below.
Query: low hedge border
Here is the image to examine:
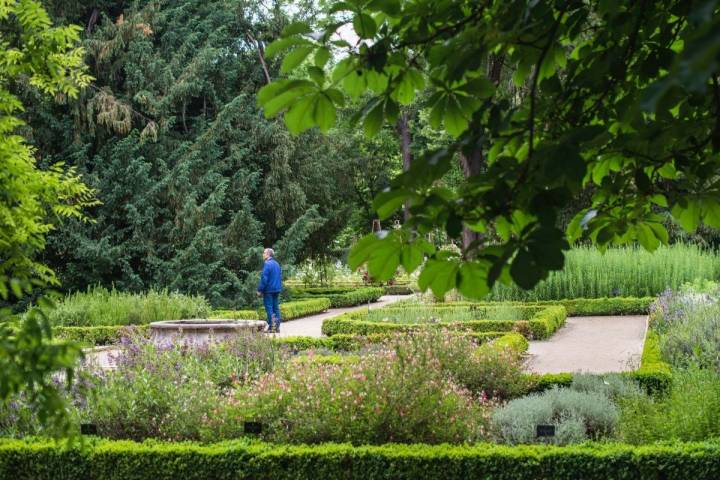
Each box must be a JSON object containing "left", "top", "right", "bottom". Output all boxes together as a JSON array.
[
  {"left": 1, "top": 438, "right": 719, "bottom": 479},
  {"left": 276, "top": 331, "right": 515, "bottom": 353},
  {"left": 55, "top": 325, "right": 149, "bottom": 347},
  {"left": 321, "top": 306, "right": 567, "bottom": 340},
  {"left": 290, "top": 287, "right": 384, "bottom": 308},
  {"left": 213, "top": 298, "right": 332, "bottom": 322},
  {"left": 398, "top": 297, "right": 653, "bottom": 316},
  {"left": 209, "top": 309, "right": 260, "bottom": 320}
]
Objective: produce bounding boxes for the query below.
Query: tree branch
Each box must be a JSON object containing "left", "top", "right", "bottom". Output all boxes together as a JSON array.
[
  {"left": 527, "top": 9, "right": 566, "bottom": 161},
  {"left": 247, "top": 32, "right": 271, "bottom": 85}
]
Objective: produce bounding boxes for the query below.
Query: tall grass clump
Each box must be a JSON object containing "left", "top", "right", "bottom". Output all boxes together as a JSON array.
[
  {"left": 489, "top": 244, "right": 719, "bottom": 301},
  {"left": 46, "top": 286, "right": 211, "bottom": 327}
]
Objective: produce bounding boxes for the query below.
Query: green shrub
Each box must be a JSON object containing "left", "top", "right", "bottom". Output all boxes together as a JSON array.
[
  {"left": 54, "top": 325, "right": 149, "bottom": 346},
  {"left": 209, "top": 309, "right": 260, "bottom": 320},
  {"left": 570, "top": 373, "right": 644, "bottom": 400},
  {"left": 618, "top": 366, "right": 720, "bottom": 444},
  {"left": 383, "top": 284, "right": 414, "bottom": 295},
  {"left": 45, "top": 286, "right": 210, "bottom": 327},
  {"left": 1, "top": 439, "right": 720, "bottom": 480},
  {"left": 258, "top": 298, "right": 331, "bottom": 320},
  {"left": 290, "top": 287, "right": 355, "bottom": 295},
  {"left": 274, "top": 336, "right": 335, "bottom": 351},
  {"left": 486, "top": 333, "right": 529, "bottom": 356},
  {"left": 526, "top": 373, "right": 574, "bottom": 393},
  {"left": 290, "top": 287, "right": 384, "bottom": 308},
  {"left": 488, "top": 244, "right": 720, "bottom": 301},
  {"left": 492, "top": 387, "right": 620, "bottom": 445}
]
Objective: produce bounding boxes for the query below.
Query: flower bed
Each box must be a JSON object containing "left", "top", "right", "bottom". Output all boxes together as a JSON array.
[{"left": 321, "top": 304, "right": 566, "bottom": 340}]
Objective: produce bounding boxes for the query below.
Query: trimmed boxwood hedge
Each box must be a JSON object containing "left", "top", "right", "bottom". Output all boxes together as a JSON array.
[
  {"left": 1, "top": 438, "right": 719, "bottom": 480},
  {"left": 407, "top": 297, "right": 652, "bottom": 316},
  {"left": 212, "top": 298, "right": 332, "bottom": 322},
  {"left": 276, "top": 331, "right": 518, "bottom": 352},
  {"left": 54, "top": 325, "right": 149, "bottom": 347},
  {"left": 321, "top": 306, "right": 566, "bottom": 340},
  {"left": 290, "top": 287, "right": 384, "bottom": 308}
]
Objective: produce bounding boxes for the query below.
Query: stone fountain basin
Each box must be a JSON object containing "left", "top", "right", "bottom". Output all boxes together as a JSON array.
[{"left": 149, "top": 319, "right": 266, "bottom": 347}]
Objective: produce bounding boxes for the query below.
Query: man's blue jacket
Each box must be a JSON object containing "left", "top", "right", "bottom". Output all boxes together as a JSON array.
[{"left": 258, "top": 258, "right": 282, "bottom": 294}]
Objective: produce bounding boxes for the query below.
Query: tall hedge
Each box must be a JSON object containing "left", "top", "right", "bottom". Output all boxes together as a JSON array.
[{"left": 1, "top": 438, "right": 718, "bottom": 479}]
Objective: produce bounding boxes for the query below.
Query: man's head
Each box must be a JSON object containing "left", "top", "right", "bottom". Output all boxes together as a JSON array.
[{"left": 263, "top": 248, "right": 274, "bottom": 261}]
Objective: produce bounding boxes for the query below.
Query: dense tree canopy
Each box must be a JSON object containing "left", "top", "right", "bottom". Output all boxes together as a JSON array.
[
  {"left": 260, "top": 0, "right": 720, "bottom": 298},
  {"left": 20, "top": 0, "right": 402, "bottom": 306}
]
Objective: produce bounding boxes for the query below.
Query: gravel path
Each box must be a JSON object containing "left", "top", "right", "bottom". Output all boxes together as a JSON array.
[{"left": 526, "top": 315, "right": 648, "bottom": 374}]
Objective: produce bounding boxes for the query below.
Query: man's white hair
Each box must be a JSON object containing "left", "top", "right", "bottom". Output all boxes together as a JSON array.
[{"left": 264, "top": 248, "right": 274, "bottom": 257}]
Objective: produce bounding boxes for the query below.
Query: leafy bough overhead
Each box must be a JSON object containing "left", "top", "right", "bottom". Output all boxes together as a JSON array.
[{"left": 258, "top": 0, "right": 720, "bottom": 298}]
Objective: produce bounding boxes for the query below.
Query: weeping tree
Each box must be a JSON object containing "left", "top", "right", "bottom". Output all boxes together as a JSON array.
[{"left": 259, "top": 0, "right": 720, "bottom": 298}]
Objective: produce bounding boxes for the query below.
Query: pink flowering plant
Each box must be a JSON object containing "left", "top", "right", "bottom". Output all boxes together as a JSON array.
[{"left": 211, "top": 330, "right": 525, "bottom": 445}]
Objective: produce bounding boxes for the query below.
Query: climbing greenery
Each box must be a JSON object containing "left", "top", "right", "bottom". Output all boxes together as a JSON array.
[
  {"left": 260, "top": 0, "right": 720, "bottom": 298},
  {"left": 0, "top": 0, "right": 95, "bottom": 436}
]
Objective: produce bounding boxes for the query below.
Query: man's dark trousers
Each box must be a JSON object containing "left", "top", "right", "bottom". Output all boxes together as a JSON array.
[{"left": 263, "top": 293, "right": 281, "bottom": 331}]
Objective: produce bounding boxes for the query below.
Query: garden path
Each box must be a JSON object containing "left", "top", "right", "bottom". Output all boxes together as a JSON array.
[
  {"left": 526, "top": 315, "right": 648, "bottom": 374},
  {"left": 84, "top": 294, "right": 411, "bottom": 368},
  {"left": 275, "top": 294, "right": 410, "bottom": 338}
]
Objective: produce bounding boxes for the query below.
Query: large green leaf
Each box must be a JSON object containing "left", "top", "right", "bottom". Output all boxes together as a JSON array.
[
  {"left": 418, "top": 258, "right": 459, "bottom": 298},
  {"left": 400, "top": 242, "right": 425, "bottom": 273},
  {"left": 348, "top": 234, "right": 379, "bottom": 270},
  {"left": 265, "top": 37, "right": 310, "bottom": 59},
  {"left": 367, "top": 237, "right": 402, "bottom": 281},
  {"left": 284, "top": 96, "right": 316, "bottom": 134},
  {"left": 671, "top": 200, "right": 701, "bottom": 232},
  {"left": 510, "top": 249, "right": 544, "bottom": 290},
  {"left": 373, "top": 188, "right": 410, "bottom": 219},
  {"left": 457, "top": 261, "right": 490, "bottom": 299},
  {"left": 363, "top": 101, "right": 384, "bottom": 136},
  {"left": 282, "top": 21, "right": 312, "bottom": 37},
  {"left": 636, "top": 223, "right": 660, "bottom": 252},
  {"left": 353, "top": 13, "right": 377, "bottom": 39},
  {"left": 313, "top": 93, "right": 336, "bottom": 132},
  {"left": 281, "top": 46, "right": 315, "bottom": 73}
]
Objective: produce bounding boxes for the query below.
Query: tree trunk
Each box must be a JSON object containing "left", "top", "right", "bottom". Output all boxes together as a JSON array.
[
  {"left": 397, "top": 111, "right": 413, "bottom": 221},
  {"left": 459, "top": 148, "right": 484, "bottom": 256},
  {"left": 460, "top": 54, "right": 505, "bottom": 257}
]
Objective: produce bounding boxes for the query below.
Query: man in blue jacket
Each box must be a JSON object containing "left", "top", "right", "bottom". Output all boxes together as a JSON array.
[{"left": 257, "top": 248, "right": 282, "bottom": 333}]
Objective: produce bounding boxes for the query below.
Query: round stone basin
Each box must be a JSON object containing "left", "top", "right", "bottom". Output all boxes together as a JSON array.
[{"left": 150, "top": 319, "right": 266, "bottom": 347}]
